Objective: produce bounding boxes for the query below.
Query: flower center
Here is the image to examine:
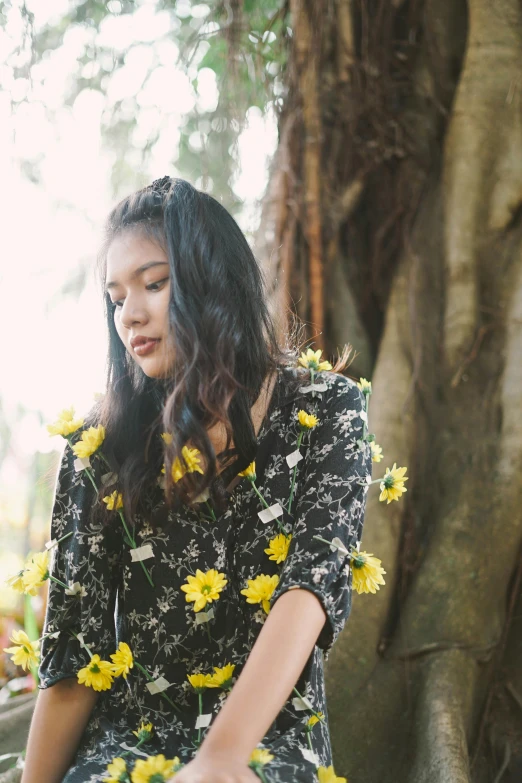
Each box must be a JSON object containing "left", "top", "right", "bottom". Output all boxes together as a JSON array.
[
  {"left": 149, "top": 775, "right": 167, "bottom": 783},
  {"left": 352, "top": 555, "right": 366, "bottom": 569},
  {"left": 201, "top": 585, "right": 211, "bottom": 594},
  {"left": 90, "top": 663, "right": 100, "bottom": 673}
]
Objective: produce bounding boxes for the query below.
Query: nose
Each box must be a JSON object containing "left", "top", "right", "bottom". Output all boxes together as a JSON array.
[{"left": 119, "top": 296, "right": 149, "bottom": 330}]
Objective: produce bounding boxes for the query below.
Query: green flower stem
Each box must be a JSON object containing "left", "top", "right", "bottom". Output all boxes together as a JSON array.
[
  {"left": 98, "top": 451, "right": 113, "bottom": 470},
  {"left": 252, "top": 766, "right": 270, "bottom": 783},
  {"left": 118, "top": 736, "right": 148, "bottom": 760},
  {"left": 287, "top": 431, "right": 304, "bottom": 514},
  {"left": 117, "top": 509, "right": 137, "bottom": 547},
  {"left": 251, "top": 481, "right": 286, "bottom": 534},
  {"left": 292, "top": 686, "right": 324, "bottom": 722},
  {"left": 55, "top": 531, "right": 73, "bottom": 544},
  {"left": 205, "top": 501, "right": 217, "bottom": 521},
  {"left": 252, "top": 481, "right": 270, "bottom": 510},
  {"left": 117, "top": 510, "right": 155, "bottom": 589},
  {"left": 69, "top": 630, "right": 94, "bottom": 659},
  {"left": 133, "top": 660, "right": 181, "bottom": 713},
  {"left": 197, "top": 691, "right": 203, "bottom": 746},
  {"left": 307, "top": 731, "right": 314, "bottom": 755},
  {"left": 310, "top": 368, "right": 315, "bottom": 386},
  {"left": 312, "top": 534, "right": 355, "bottom": 558},
  {"left": 83, "top": 465, "right": 100, "bottom": 495},
  {"left": 48, "top": 574, "right": 70, "bottom": 591}
]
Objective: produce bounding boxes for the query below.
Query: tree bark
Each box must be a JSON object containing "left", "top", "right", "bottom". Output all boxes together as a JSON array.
[{"left": 256, "top": 0, "right": 522, "bottom": 779}]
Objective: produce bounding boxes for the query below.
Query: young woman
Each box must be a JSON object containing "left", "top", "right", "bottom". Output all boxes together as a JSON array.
[{"left": 21, "top": 176, "right": 373, "bottom": 783}]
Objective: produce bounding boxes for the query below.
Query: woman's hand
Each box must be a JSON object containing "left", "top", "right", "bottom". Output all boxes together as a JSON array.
[{"left": 167, "top": 751, "right": 260, "bottom": 783}]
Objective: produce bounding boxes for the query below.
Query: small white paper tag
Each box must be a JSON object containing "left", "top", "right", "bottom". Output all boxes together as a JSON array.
[
  {"left": 48, "top": 630, "right": 61, "bottom": 639},
  {"left": 196, "top": 607, "right": 215, "bottom": 624},
  {"left": 356, "top": 539, "right": 361, "bottom": 552},
  {"left": 195, "top": 713, "right": 212, "bottom": 729},
  {"left": 300, "top": 746, "right": 320, "bottom": 765},
  {"left": 76, "top": 632, "right": 86, "bottom": 648},
  {"left": 194, "top": 488, "right": 210, "bottom": 503},
  {"left": 146, "top": 676, "right": 171, "bottom": 694},
  {"left": 65, "top": 581, "right": 84, "bottom": 596},
  {"left": 330, "top": 537, "right": 349, "bottom": 556},
  {"left": 119, "top": 742, "right": 149, "bottom": 758},
  {"left": 298, "top": 382, "right": 328, "bottom": 394},
  {"left": 130, "top": 544, "right": 154, "bottom": 562},
  {"left": 292, "top": 695, "right": 314, "bottom": 711},
  {"left": 286, "top": 450, "right": 303, "bottom": 468},
  {"left": 101, "top": 471, "right": 118, "bottom": 487},
  {"left": 44, "top": 539, "right": 58, "bottom": 550},
  {"left": 359, "top": 410, "right": 368, "bottom": 422},
  {"left": 258, "top": 502, "right": 284, "bottom": 524},
  {"left": 73, "top": 456, "right": 91, "bottom": 472}
]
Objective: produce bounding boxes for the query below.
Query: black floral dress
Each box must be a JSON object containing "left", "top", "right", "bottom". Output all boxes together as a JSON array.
[{"left": 38, "top": 366, "right": 373, "bottom": 783}]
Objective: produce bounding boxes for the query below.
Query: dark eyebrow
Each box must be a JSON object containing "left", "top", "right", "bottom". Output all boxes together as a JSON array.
[{"left": 105, "top": 261, "right": 169, "bottom": 291}]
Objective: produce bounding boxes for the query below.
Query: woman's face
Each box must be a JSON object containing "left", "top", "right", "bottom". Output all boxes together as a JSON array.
[{"left": 106, "top": 231, "right": 176, "bottom": 379}]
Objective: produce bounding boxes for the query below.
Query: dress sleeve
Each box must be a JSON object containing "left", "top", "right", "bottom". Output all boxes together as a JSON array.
[
  {"left": 270, "top": 374, "right": 373, "bottom": 660},
  {"left": 38, "top": 441, "right": 123, "bottom": 689}
]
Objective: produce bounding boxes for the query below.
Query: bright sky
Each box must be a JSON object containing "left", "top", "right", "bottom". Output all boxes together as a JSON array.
[{"left": 0, "top": 0, "right": 278, "bottom": 598}]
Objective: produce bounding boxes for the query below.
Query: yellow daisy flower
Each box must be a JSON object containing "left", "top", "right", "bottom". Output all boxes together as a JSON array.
[
  {"left": 249, "top": 748, "right": 274, "bottom": 767},
  {"left": 110, "top": 642, "right": 134, "bottom": 679},
  {"left": 350, "top": 551, "right": 386, "bottom": 594},
  {"left": 238, "top": 461, "right": 257, "bottom": 481},
  {"left": 207, "top": 663, "right": 236, "bottom": 689},
  {"left": 72, "top": 425, "right": 106, "bottom": 459},
  {"left": 47, "top": 406, "right": 85, "bottom": 437},
  {"left": 264, "top": 533, "right": 293, "bottom": 564},
  {"left": 298, "top": 348, "right": 332, "bottom": 372},
  {"left": 357, "top": 378, "right": 372, "bottom": 393},
  {"left": 180, "top": 568, "right": 228, "bottom": 612},
  {"left": 77, "top": 654, "right": 115, "bottom": 691},
  {"left": 317, "top": 765, "right": 347, "bottom": 783},
  {"left": 3, "top": 630, "right": 40, "bottom": 671},
  {"left": 5, "top": 570, "right": 25, "bottom": 593},
  {"left": 370, "top": 442, "right": 383, "bottom": 462},
  {"left": 241, "top": 574, "right": 280, "bottom": 614},
  {"left": 379, "top": 462, "right": 408, "bottom": 503},
  {"left": 173, "top": 446, "right": 204, "bottom": 482},
  {"left": 187, "top": 672, "right": 213, "bottom": 692},
  {"left": 132, "top": 721, "right": 154, "bottom": 742},
  {"left": 130, "top": 754, "right": 181, "bottom": 783},
  {"left": 297, "top": 410, "right": 318, "bottom": 430},
  {"left": 103, "top": 757, "right": 128, "bottom": 783},
  {"left": 102, "top": 491, "right": 123, "bottom": 511},
  {"left": 22, "top": 550, "right": 50, "bottom": 595},
  {"left": 161, "top": 445, "right": 204, "bottom": 483},
  {"left": 306, "top": 711, "right": 325, "bottom": 728}
]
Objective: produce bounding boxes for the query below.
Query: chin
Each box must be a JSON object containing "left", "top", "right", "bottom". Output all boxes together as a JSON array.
[{"left": 138, "top": 360, "right": 173, "bottom": 380}]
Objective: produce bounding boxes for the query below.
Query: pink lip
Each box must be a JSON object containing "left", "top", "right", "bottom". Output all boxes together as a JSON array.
[{"left": 133, "top": 339, "right": 160, "bottom": 356}]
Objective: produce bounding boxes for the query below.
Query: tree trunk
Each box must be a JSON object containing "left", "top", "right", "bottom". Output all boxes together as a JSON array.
[{"left": 257, "top": 0, "right": 522, "bottom": 780}]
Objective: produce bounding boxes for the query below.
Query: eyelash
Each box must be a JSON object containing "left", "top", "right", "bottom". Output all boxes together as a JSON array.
[{"left": 111, "top": 279, "right": 168, "bottom": 309}]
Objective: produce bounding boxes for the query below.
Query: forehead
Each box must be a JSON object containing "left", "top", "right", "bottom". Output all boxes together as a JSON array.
[{"left": 106, "top": 231, "right": 168, "bottom": 288}]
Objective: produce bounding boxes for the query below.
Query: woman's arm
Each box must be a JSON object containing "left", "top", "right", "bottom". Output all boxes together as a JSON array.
[
  {"left": 174, "top": 587, "right": 327, "bottom": 782},
  {"left": 21, "top": 679, "right": 99, "bottom": 783}
]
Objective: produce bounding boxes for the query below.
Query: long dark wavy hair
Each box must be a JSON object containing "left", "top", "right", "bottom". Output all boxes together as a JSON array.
[{"left": 83, "top": 176, "right": 353, "bottom": 531}]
